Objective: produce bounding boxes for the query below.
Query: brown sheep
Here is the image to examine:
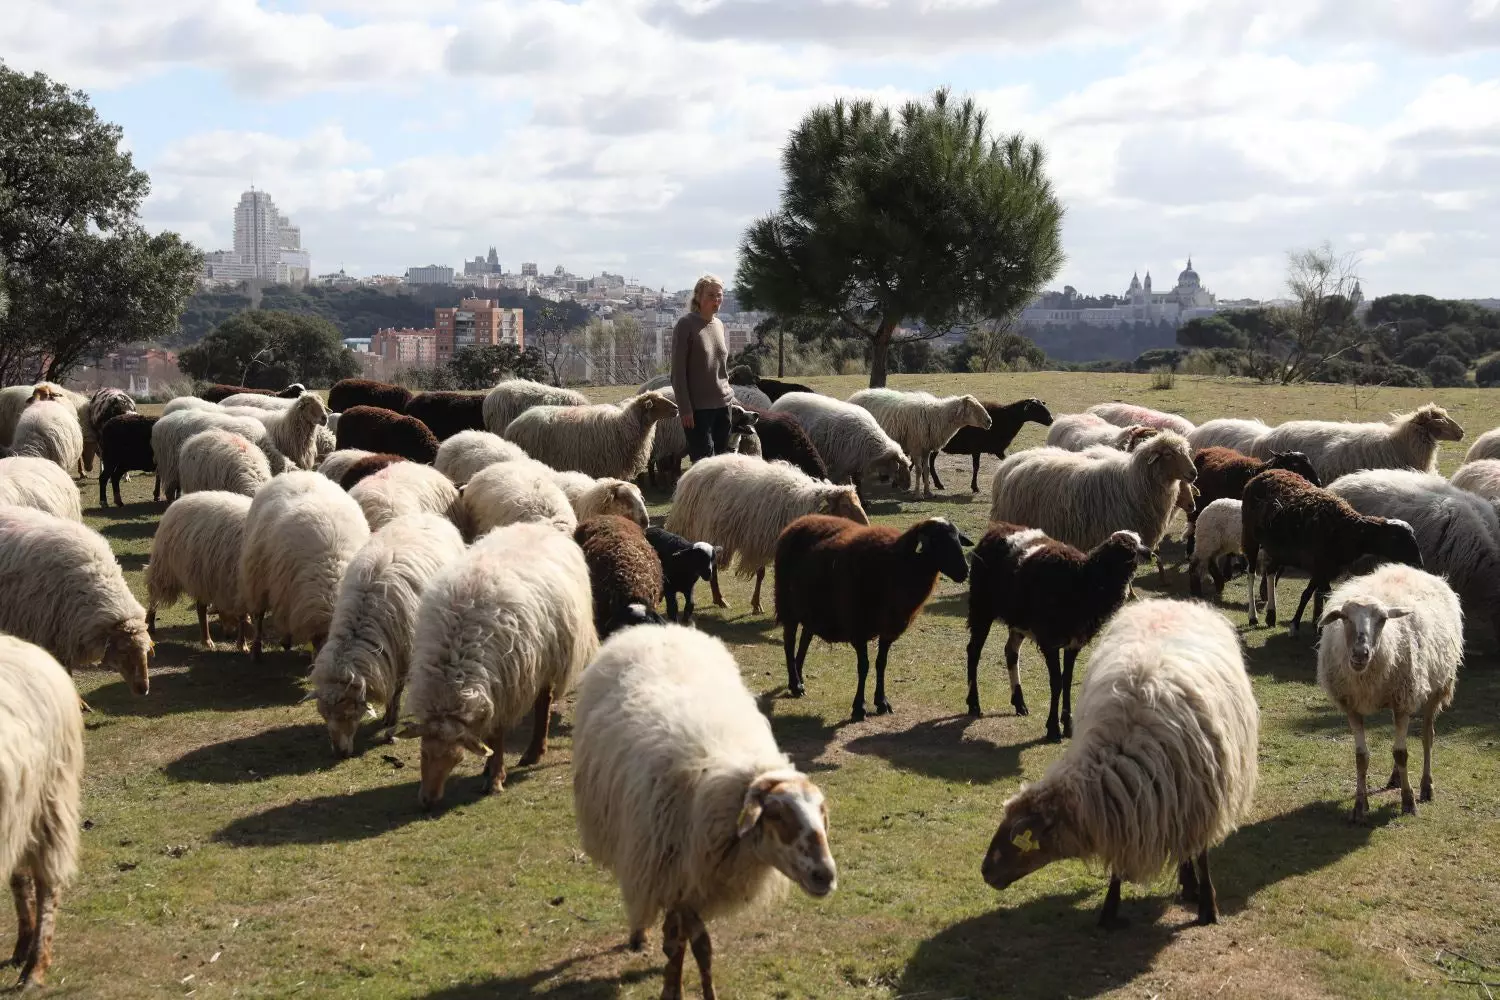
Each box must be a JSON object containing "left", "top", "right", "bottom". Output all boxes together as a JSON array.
[
  {"left": 334, "top": 405, "right": 439, "bottom": 464},
  {"left": 574, "top": 516, "right": 665, "bottom": 637}
]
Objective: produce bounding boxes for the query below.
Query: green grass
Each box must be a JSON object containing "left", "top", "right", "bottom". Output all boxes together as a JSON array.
[{"left": 43, "top": 372, "right": 1500, "bottom": 998}]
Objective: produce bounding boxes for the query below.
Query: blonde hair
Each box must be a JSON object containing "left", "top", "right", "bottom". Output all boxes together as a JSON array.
[{"left": 690, "top": 274, "right": 725, "bottom": 314}]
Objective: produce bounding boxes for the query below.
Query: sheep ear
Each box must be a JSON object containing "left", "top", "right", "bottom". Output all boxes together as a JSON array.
[
  {"left": 913, "top": 537, "right": 925, "bottom": 555},
  {"left": 1318, "top": 608, "right": 1347, "bottom": 628},
  {"left": 1147, "top": 449, "right": 1160, "bottom": 464},
  {"left": 736, "top": 795, "right": 764, "bottom": 838},
  {"left": 1383, "top": 607, "right": 1413, "bottom": 620},
  {"left": 958, "top": 532, "right": 975, "bottom": 547},
  {"left": 460, "top": 733, "right": 494, "bottom": 758}
]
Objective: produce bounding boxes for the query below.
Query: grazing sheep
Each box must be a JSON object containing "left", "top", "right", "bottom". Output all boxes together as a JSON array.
[
  {"left": 349, "top": 461, "right": 464, "bottom": 532},
  {"left": 97, "top": 413, "right": 159, "bottom": 506},
  {"left": 1188, "top": 418, "right": 1267, "bottom": 454},
  {"left": 11, "top": 400, "right": 83, "bottom": 476},
  {"left": 504, "top": 391, "right": 679, "bottom": 480},
  {"left": 848, "top": 388, "right": 992, "bottom": 497},
  {"left": 575, "top": 515, "right": 666, "bottom": 637},
  {"left": 645, "top": 526, "right": 716, "bottom": 625},
  {"left": 334, "top": 405, "right": 440, "bottom": 464},
  {"left": 1242, "top": 469, "right": 1423, "bottom": 632},
  {"left": 1251, "top": 404, "right": 1464, "bottom": 481},
  {"left": 317, "top": 448, "right": 375, "bottom": 484},
  {"left": 0, "top": 635, "right": 84, "bottom": 988},
  {"left": 400, "top": 521, "right": 598, "bottom": 806},
  {"left": 1451, "top": 458, "right": 1500, "bottom": 502},
  {"left": 965, "top": 524, "right": 1152, "bottom": 738},
  {"left": 775, "top": 515, "right": 971, "bottom": 720},
  {"left": 239, "top": 471, "right": 371, "bottom": 658},
  {"left": 339, "top": 453, "right": 407, "bottom": 491},
  {"left": 1317, "top": 563, "right": 1462, "bottom": 821},
  {"left": 482, "top": 379, "right": 589, "bottom": 435},
  {"left": 309, "top": 514, "right": 466, "bottom": 757},
  {"left": 462, "top": 460, "right": 577, "bottom": 539},
  {"left": 152, "top": 409, "right": 278, "bottom": 502},
  {"left": 405, "top": 391, "right": 487, "bottom": 441},
  {"left": 434, "top": 430, "right": 528, "bottom": 485},
  {"left": 144, "top": 491, "right": 255, "bottom": 651},
  {"left": 982, "top": 599, "right": 1258, "bottom": 928},
  {"left": 1187, "top": 499, "right": 1247, "bottom": 599},
  {"left": 573, "top": 625, "right": 835, "bottom": 988},
  {"left": 0, "top": 505, "right": 153, "bottom": 695},
  {"left": 177, "top": 429, "right": 272, "bottom": 498},
  {"left": 647, "top": 393, "right": 761, "bottom": 486},
  {"left": 198, "top": 383, "right": 302, "bottom": 403},
  {"left": 548, "top": 470, "right": 650, "bottom": 528},
  {"left": 1462, "top": 427, "right": 1500, "bottom": 465},
  {"left": 1046, "top": 413, "right": 1158, "bottom": 453},
  {"left": 231, "top": 392, "right": 329, "bottom": 470},
  {"left": 327, "top": 378, "right": 412, "bottom": 414},
  {"left": 755, "top": 376, "right": 817, "bottom": 401},
  {"left": 0, "top": 384, "right": 56, "bottom": 447},
  {"left": 930, "top": 398, "right": 1055, "bottom": 494},
  {"left": 770, "top": 392, "right": 912, "bottom": 497},
  {"left": 666, "top": 453, "right": 867, "bottom": 614},
  {"left": 0, "top": 456, "right": 82, "bottom": 521},
  {"left": 741, "top": 407, "right": 828, "bottom": 481},
  {"left": 162, "top": 396, "right": 221, "bottom": 415},
  {"left": 1087, "top": 401, "right": 1195, "bottom": 437},
  {"left": 220, "top": 393, "right": 295, "bottom": 410}
]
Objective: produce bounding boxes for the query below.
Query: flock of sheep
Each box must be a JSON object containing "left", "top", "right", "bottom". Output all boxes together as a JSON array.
[{"left": 0, "top": 370, "right": 1484, "bottom": 995}]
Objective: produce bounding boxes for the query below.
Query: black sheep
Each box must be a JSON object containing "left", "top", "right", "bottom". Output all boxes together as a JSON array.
[
  {"left": 404, "top": 392, "right": 486, "bottom": 441},
  {"left": 339, "top": 453, "right": 408, "bottom": 491},
  {"left": 334, "top": 405, "right": 439, "bottom": 464},
  {"left": 97, "top": 413, "right": 159, "bottom": 507},
  {"left": 743, "top": 407, "right": 828, "bottom": 481},
  {"left": 930, "top": 398, "right": 1054, "bottom": 493},
  {"left": 645, "top": 526, "right": 715, "bottom": 624},
  {"left": 755, "top": 377, "right": 816, "bottom": 402},
  {"left": 328, "top": 378, "right": 413, "bottom": 414}
]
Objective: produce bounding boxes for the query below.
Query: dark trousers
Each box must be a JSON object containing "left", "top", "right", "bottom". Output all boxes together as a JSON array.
[{"left": 685, "top": 407, "right": 732, "bottom": 462}]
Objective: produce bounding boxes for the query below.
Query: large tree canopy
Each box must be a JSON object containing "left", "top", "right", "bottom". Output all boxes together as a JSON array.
[
  {"left": 736, "top": 87, "right": 1065, "bottom": 387},
  {"left": 0, "top": 64, "right": 201, "bottom": 383},
  {"left": 178, "top": 311, "right": 361, "bottom": 388}
]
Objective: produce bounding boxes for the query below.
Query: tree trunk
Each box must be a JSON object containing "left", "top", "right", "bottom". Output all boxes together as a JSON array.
[
  {"left": 777, "top": 327, "right": 784, "bottom": 378},
  {"left": 867, "top": 320, "right": 896, "bottom": 388}
]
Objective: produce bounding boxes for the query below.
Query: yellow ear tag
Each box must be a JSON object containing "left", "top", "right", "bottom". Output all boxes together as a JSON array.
[{"left": 1012, "top": 829, "right": 1040, "bottom": 854}]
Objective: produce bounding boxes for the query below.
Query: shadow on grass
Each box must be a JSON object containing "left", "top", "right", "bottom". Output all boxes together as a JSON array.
[
  {"left": 1214, "top": 800, "right": 1394, "bottom": 914},
  {"left": 417, "top": 951, "right": 656, "bottom": 999},
  {"left": 1244, "top": 626, "right": 1324, "bottom": 683},
  {"left": 85, "top": 641, "right": 308, "bottom": 717},
  {"left": 88, "top": 498, "right": 162, "bottom": 520},
  {"left": 96, "top": 518, "right": 159, "bottom": 541},
  {"left": 1287, "top": 659, "right": 1500, "bottom": 741},
  {"left": 163, "top": 723, "right": 333, "bottom": 783},
  {"left": 761, "top": 704, "right": 839, "bottom": 772},
  {"left": 844, "top": 714, "right": 1032, "bottom": 785},
  {"left": 215, "top": 780, "right": 429, "bottom": 845},
  {"left": 708, "top": 613, "right": 779, "bottom": 646}
]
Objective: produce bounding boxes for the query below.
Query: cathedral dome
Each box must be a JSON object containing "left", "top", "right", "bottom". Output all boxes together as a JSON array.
[{"left": 1177, "top": 258, "right": 1200, "bottom": 286}]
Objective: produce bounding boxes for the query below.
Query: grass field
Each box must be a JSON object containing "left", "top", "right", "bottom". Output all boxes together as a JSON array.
[{"left": 37, "top": 372, "right": 1500, "bottom": 999}]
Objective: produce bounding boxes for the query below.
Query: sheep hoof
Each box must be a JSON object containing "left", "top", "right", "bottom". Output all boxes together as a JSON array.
[
  {"left": 851, "top": 704, "right": 867, "bottom": 722},
  {"left": 1195, "top": 905, "right": 1219, "bottom": 926},
  {"left": 517, "top": 751, "right": 542, "bottom": 768},
  {"left": 203, "top": 639, "right": 217, "bottom": 653},
  {"left": 1420, "top": 777, "right": 1433, "bottom": 802},
  {"left": 875, "top": 700, "right": 893, "bottom": 716},
  {"left": 1350, "top": 798, "right": 1368, "bottom": 824},
  {"left": 750, "top": 603, "right": 763, "bottom": 615},
  {"left": 1400, "top": 789, "right": 1417, "bottom": 815},
  {"left": 788, "top": 685, "right": 804, "bottom": 698},
  {"left": 1011, "top": 689, "right": 1028, "bottom": 716},
  {"left": 1044, "top": 726, "right": 1063, "bottom": 744},
  {"left": 1265, "top": 613, "right": 1278, "bottom": 628},
  {"left": 1062, "top": 718, "right": 1073, "bottom": 739},
  {"left": 1382, "top": 768, "right": 1401, "bottom": 791},
  {"left": 628, "top": 931, "right": 645, "bottom": 952},
  {"left": 966, "top": 700, "right": 982, "bottom": 718}
]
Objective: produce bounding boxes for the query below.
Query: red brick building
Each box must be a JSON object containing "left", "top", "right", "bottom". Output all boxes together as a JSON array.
[{"left": 434, "top": 299, "right": 524, "bottom": 363}]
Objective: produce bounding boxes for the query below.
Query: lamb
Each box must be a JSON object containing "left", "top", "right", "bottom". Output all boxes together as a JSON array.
[
  {"left": 239, "top": 471, "right": 371, "bottom": 658},
  {"left": 11, "top": 400, "right": 83, "bottom": 476},
  {"left": 547, "top": 469, "right": 650, "bottom": 528},
  {"left": 774, "top": 515, "right": 971, "bottom": 720},
  {"left": 461, "top": 459, "right": 577, "bottom": 539},
  {"left": 404, "top": 391, "right": 487, "bottom": 441},
  {"left": 152, "top": 408, "right": 279, "bottom": 502},
  {"left": 348, "top": 461, "right": 464, "bottom": 532},
  {"left": 0, "top": 635, "right": 84, "bottom": 988},
  {"left": 575, "top": 515, "right": 666, "bottom": 637},
  {"left": 965, "top": 524, "right": 1152, "bottom": 739},
  {"left": 755, "top": 376, "right": 817, "bottom": 401},
  {"left": 1087, "top": 401, "right": 1195, "bottom": 437},
  {"left": 163, "top": 396, "right": 221, "bottom": 415},
  {"left": 308, "top": 513, "right": 466, "bottom": 756},
  {"left": 1462, "top": 427, "right": 1500, "bottom": 464},
  {"left": 177, "top": 429, "right": 272, "bottom": 498},
  {"left": 400, "top": 521, "right": 598, "bottom": 806},
  {"left": 647, "top": 393, "right": 760, "bottom": 486},
  {"left": 645, "top": 526, "right": 716, "bottom": 624},
  {"left": 0, "top": 456, "right": 82, "bottom": 521},
  {"left": 503, "top": 391, "right": 679, "bottom": 480},
  {"left": 847, "top": 388, "right": 992, "bottom": 497},
  {"left": 572, "top": 625, "right": 835, "bottom": 992},
  {"left": 1188, "top": 417, "right": 1267, "bottom": 454},
  {"left": 1451, "top": 458, "right": 1500, "bottom": 502},
  {"left": 666, "top": 453, "right": 867, "bottom": 613},
  {"left": 1186, "top": 499, "right": 1246, "bottom": 599},
  {"left": 1242, "top": 468, "right": 1424, "bottom": 633},
  {"left": 482, "top": 378, "right": 589, "bottom": 435},
  {"left": 770, "top": 392, "right": 911, "bottom": 497},
  {"left": 230, "top": 392, "right": 329, "bottom": 470},
  {"left": 1317, "top": 563, "right": 1462, "bottom": 821},
  {"left": 96, "top": 413, "right": 159, "bottom": 506},
  {"left": 334, "top": 405, "right": 440, "bottom": 463},
  {"left": 317, "top": 448, "right": 375, "bottom": 484},
  {"left": 1045, "top": 413, "right": 1158, "bottom": 452},
  {"left": 981, "top": 598, "right": 1258, "bottom": 928},
  {"left": 327, "top": 378, "right": 413, "bottom": 414},
  {"left": 929, "top": 398, "right": 1055, "bottom": 494},
  {"left": 339, "top": 453, "right": 407, "bottom": 491},
  {"left": 198, "top": 383, "right": 304, "bottom": 403},
  {"left": 433, "top": 430, "right": 528, "bottom": 485},
  {"left": 741, "top": 407, "right": 828, "bottom": 481},
  {"left": 144, "top": 491, "right": 255, "bottom": 651},
  {"left": 1251, "top": 403, "right": 1464, "bottom": 481},
  {"left": 1186, "top": 447, "right": 1321, "bottom": 549},
  {"left": 0, "top": 505, "right": 153, "bottom": 696}
]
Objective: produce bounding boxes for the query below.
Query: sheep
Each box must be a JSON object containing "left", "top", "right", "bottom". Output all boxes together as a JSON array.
[
  {"left": 1317, "top": 563, "right": 1462, "bottom": 821},
  {"left": 308, "top": 513, "right": 467, "bottom": 757},
  {"left": 314, "top": 423, "right": 337, "bottom": 465},
  {"left": 0, "top": 456, "right": 81, "bottom": 521},
  {"left": 575, "top": 515, "right": 666, "bottom": 637},
  {"left": 923, "top": 397, "right": 1055, "bottom": 494},
  {"left": 177, "top": 428, "right": 272, "bottom": 498},
  {"left": 482, "top": 378, "right": 588, "bottom": 435},
  {"left": 334, "top": 405, "right": 440, "bottom": 464},
  {"left": 1326, "top": 469, "right": 1500, "bottom": 638},
  {"left": 1251, "top": 404, "right": 1464, "bottom": 481},
  {"left": 572, "top": 625, "right": 835, "bottom": 989},
  {"left": 220, "top": 392, "right": 296, "bottom": 410},
  {"left": 198, "top": 383, "right": 303, "bottom": 403},
  {"left": 144, "top": 491, "right": 255, "bottom": 651},
  {"left": 152, "top": 409, "right": 279, "bottom": 502},
  {"left": 647, "top": 393, "right": 761, "bottom": 486},
  {"left": 1087, "top": 401, "right": 1195, "bottom": 437},
  {"left": 732, "top": 382, "right": 774, "bottom": 411},
  {"left": 847, "top": 388, "right": 992, "bottom": 497},
  {"left": 666, "top": 453, "right": 867, "bottom": 614},
  {"left": 461, "top": 459, "right": 577, "bottom": 540},
  {"left": 96, "top": 413, "right": 159, "bottom": 506},
  {"left": 1462, "top": 427, "right": 1500, "bottom": 464},
  {"left": 230, "top": 392, "right": 329, "bottom": 470},
  {"left": 982, "top": 598, "right": 1257, "bottom": 928},
  {"left": 775, "top": 515, "right": 971, "bottom": 720},
  {"left": 404, "top": 391, "right": 487, "bottom": 441},
  {"left": 1186, "top": 499, "right": 1247, "bottom": 599},
  {"left": 503, "top": 391, "right": 679, "bottom": 481},
  {"left": 1046, "top": 413, "right": 1159, "bottom": 453},
  {"left": 1451, "top": 458, "right": 1500, "bottom": 502},
  {"left": 327, "top": 378, "right": 413, "bottom": 414},
  {"left": 339, "top": 453, "right": 407, "bottom": 491},
  {"left": 770, "top": 392, "right": 912, "bottom": 498},
  {"left": 641, "top": 365, "right": 756, "bottom": 394},
  {"left": 239, "top": 471, "right": 371, "bottom": 659},
  {"left": 0, "top": 384, "right": 56, "bottom": 448},
  {"left": 163, "top": 396, "right": 221, "bottom": 415},
  {"left": 400, "top": 521, "right": 598, "bottom": 807},
  {"left": 645, "top": 526, "right": 716, "bottom": 625},
  {"left": 316, "top": 447, "right": 371, "bottom": 482},
  {"left": 755, "top": 376, "right": 817, "bottom": 401},
  {"left": 11, "top": 400, "right": 83, "bottom": 477},
  {"left": 1188, "top": 417, "right": 1267, "bottom": 454},
  {"left": 741, "top": 407, "right": 828, "bottom": 481},
  {"left": 348, "top": 461, "right": 464, "bottom": 532},
  {"left": 965, "top": 524, "right": 1153, "bottom": 739},
  {"left": 0, "top": 635, "right": 84, "bottom": 988},
  {"left": 547, "top": 469, "right": 650, "bottom": 528},
  {"left": 1185, "top": 447, "right": 1322, "bottom": 561},
  {"left": 989, "top": 433, "right": 1198, "bottom": 584},
  {"left": 85, "top": 388, "right": 136, "bottom": 454},
  {"left": 1242, "top": 468, "right": 1424, "bottom": 633},
  {"left": 0, "top": 505, "right": 153, "bottom": 696},
  {"left": 434, "top": 429, "right": 528, "bottom": 485}
]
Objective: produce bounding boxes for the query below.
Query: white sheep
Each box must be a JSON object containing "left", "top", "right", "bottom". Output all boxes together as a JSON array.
[
  {"left": 460, "top": 459, "right": 576, "bottom": 540},
  {"left": 1451, "top": 457, "right": 1500, "bottom": 502},
  {"left": 481, "top": 378, "right": 589, "bottom": 435},
  {"left": 0, "top": 384, "right": 58, "bottom": 447},
  {"left": 162, "top": 396, "right": 221, "bottom": 416},
  {"left": 314, "top": 424, "right": 337, "bottom": 465},
  {"left": 226, "top": 392, "right": 329, "bottom": 470},
  {"left": 648, "top": 390, "right": 761, "bottom": 481},
  {"left": 152, "top": 409, "right": 279, "bottom": 501},
  {"left": 1046, "top": 413, "right": 1157, "bottom": 453},
  {"left": 11, "top": 400, "right": 84, "bottom": 476},
  {"left": 503, "top": 391, "right": 679, "bottom": 480},
  {"left": 1252, "top": 404, "right": 1464, "bottom": 481},
  {"left": 178, "top": 429, "right": 272, "bottom": 498},
  {"left": 982, "top": 598, "right": 1258, "bottom": 927},
  {"left": 770, "top": 392, "right": 912, "bottom": 496},
  {"left": 308, "top": 513, "right": 466, "bottom": 756},
  {"left": 1188, "top": 417, "right": 1267, "bottom": 454},
  {"left": 547, "top": 469, "right": 649, "bottom": 527},
  {"left": 349, "top": 460, "right": 464, "bottom": 532},
  {"left": 572, "top": 624, "right": 836, "bottom": 981},
  {"left": 1186, "top": 498, "right": 1244, "bottom": 599},
  {"left": 666, "top": 453, "right": 868, "bottom": 613},
  {"left": 1462, "top": 426, "right": 1500, "bottom": 464},
  {"left": 219, "top": 392, "right": 296, "bottom": 410},
  {"left": 1317, "top": 563, "right": 1462, "bottom": 820},
  {"left": 239, "top": 471, "right": 371, "bottom": 658},
  {"left": 434, "top": 429, "right": 528, "bottom": 485},
  {"left": 847, "top": 388, "right": 992, "bottom": 496},
  {"left": 0, "top": 635, "right": 84, "bottom": 988},
  {"left": 400, "top": 520, "right": 598, "bottom": 807},
  {"left": 1087, "top": 401, "right": 1195, "bottom": 437},
  {"left": 0, "top": 455, "right": 82, "bottom": 521},
  {"left": 0, "top": 505, "right": 153, "bottom": 696},
  {"left": 318, "top": 448, "right": 375, "bottom": 483},
  {"left": 145, "top": 491, "right": 255, "bottom": 651}
]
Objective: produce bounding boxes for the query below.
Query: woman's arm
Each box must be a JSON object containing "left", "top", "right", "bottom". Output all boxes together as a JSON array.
[{"left": 671, "top": 318, "right": 695, "bottom": 429}]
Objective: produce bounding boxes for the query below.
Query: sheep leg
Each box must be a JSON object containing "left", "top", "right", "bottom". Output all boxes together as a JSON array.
[
  {"left": 660, "top": 908, "right": 687, "bottom": 1000},
  {"left": 1188, "top": 558, "right": 1203, "bottom": 598},
  {"left": 709, "top": 562, "right": 727, "bottom": 609},
  {"left": 782, "top": 623, "right": 802, "bottom": 696},
  {"left": 14, "top": 872, "right": 57, "bottom": 987},
  {"left": 482, "top": 728, "right": 507, "bottom": 795},
  {"left": 235, "top": 615, "right": 250, "bottom": 654},
  {"left": 850, "top": 641, "right": 871, "bottom": 722},
  {"left": 927, "top": 451, "right": 946, "bottom": 492},
  {"left": 750, "top": 568, "right": 765, "bottom": 615},
  {"left": 251, "top": 611, "right": 266, "bottom": 661},
  {"left": 1154, "top": 550, "right": 1168, "bottom": 589},
  {"left": 152, "top": 472, "right": 161, "bottom": 503},
  {"left": 517, "top": 686, "right": 553, "bottom": 767},
  {"left": 1265, "top": 568, "right": 1280, "bottom": 628},
  {"left": 1098, "top": 875, "right": 1126, "bottom": 929},
  {"left": 1060, "top": 648, "right": 1078, "bottom": 738},
  {"left": 664, "top": 590, "right": 680, "bottom": 624},
  {"left": 1420, "top": 698, "right": 1438, "bottom": 803},
  {"left": 98, "top": 466, "right": 108, "bottom": 508},
  {"left": 969, "top": 453, "right": 980, "bottom": 494},
  {"left": 196, "top": 602, "right": 217, "bottom": 652},
  {"left": 872, "top": 637, "right": 893, "bottom": 715},
  {"left": 146, "top": 603, "right": 157, "bottom": 637},
  {"left": 1176, "top": 860, "right": 1199, "bottom": 904},
  {"left": 1245, "top": 542, "right": 1260, "bottom": 625},
  {"left": 1043, "top": 646, "right": 1064, "bottom": 743},
  {"left": 378, "top": 684, "right": 404, "bottom": 741},
  {"left": 1289, "top": 579, "right": 1319, "bottom": 634},
  {"left": 684, "top": 909, "right": 715, "bottom": 1000},
  {"left": 964, "top": 617, "right": 992, "bottom": 717},
  {"left": 1349, "top": 712, "right": 1370, "bottom": 823},
  {"left": 1005, "top": 630, "right": 1027, "bottom": 717},
  {"left": 7, "top": 873, "right": 35, "bottom": 968},
  {"left": 1392, "top": 711, "right": 1415, "bottom": 815},
  {"left": 1194, "top": 850, "right": 1218, "bottom": 925}
]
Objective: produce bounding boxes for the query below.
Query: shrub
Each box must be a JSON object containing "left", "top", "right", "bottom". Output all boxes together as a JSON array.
[
  {"left": 1426, "top": 354, "right": 1469, "bottom": 388},
  {"left": 1475, "top": 354, "right": 1500, "bottom": 388},
  {"left": 1149, "top": 366, "right": 1176, "bottom": 390}
]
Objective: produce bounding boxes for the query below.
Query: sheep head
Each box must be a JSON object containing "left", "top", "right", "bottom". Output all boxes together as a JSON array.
[
  {"left": 103, "top": 620, "right": 153, "bottom": 696},
  {"left": 633, "top": 390, "right": 679, "bottom": 423},
  {"left": 397, "top": 713, "right": 494, "bottom": 810},
  {"left": 1174, "top": 481, "right": 1199, "bottom": 515},
  {"left": 1362, "top": 517, "right": 1424, "bottom": 573},
  {"left": 295, "top": 392, "right": 330, "bottom": 426},
  {"left": 982, "top": 785, "right": 1080, "bottom": 891},
  {"left": 1020, "top": 398, "right": 1054, "bottom": 427},
  {"left": 312, "top": 672, "right": 371, "bottom": 758},
  {"left": 1266, "top": 450, "right": 1321, "bottom": 488},
  {"left": 1120, "top": 425, "right": 1160, "bottom": 451},
  {"left": 736, "top": 771, "right": 837, "bottom": 899},
  {"left": 1097, "top": 529, "right": 1153, "bottom": 569},
  {"left": 688, "top": 541, "right": 716, "bottom": 582},
  {"left": 907, "top": 518, "right": 973, "bottom": 583},
  {"left": 960, "top": 395, "right": 993, "bottom": 430},
  {"left": 819, "top": 486, "right": 868, "bottom": 525},
  {"left": 598, "top": 480, "right": 648, "bottom": 527},
  {"left": 1319, "top": 600, "right": 1411, "bottom": 671},
  {"left": 867, "top": 449, "right": 913, "bottom": 492},
  {"left": 1406, "top": 404, "right": 1464, "bottom": 442},
  {"left": 27, "top": 383, "right": 65, "bottom": 404},
  {"left": 1137, "top": 432, "right": 1196, "bottom": 483},
  {"left": 728, "top": 404, "right": 759, "bottom": 434}
]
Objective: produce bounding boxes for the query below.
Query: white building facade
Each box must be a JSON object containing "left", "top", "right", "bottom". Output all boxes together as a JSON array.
[{"left": 1022, "top": 259, "right": 1221, "bottom": 327}]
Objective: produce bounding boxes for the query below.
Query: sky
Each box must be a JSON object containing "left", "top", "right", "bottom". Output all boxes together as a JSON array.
[{"left": 4, "top": 0, "right": 1500, "bottom": 300}]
